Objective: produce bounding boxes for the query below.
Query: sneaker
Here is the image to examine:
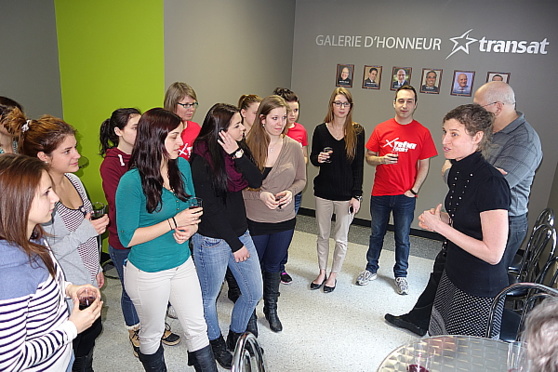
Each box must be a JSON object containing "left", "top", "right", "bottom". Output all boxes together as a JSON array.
[
  {"left": 161, "top": 323, "right": 181, "bottom": 346},
  {"left": 128, "top": 329, "right": 140, "bottom": 358},
  {"left": 166, "top": 304, "right": 177, "bottom": 319},
  {"left": 356, "top": 270, "right": 377, "bottom": 286},
  {"left": 280, "top": 271, "right": 293, "bottom": 285},
  {"left": 395, "top": 277, "right": 409, "bottom": 295}
]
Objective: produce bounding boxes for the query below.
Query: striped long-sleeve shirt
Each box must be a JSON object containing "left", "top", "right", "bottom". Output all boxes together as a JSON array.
[{"left": 0, "top": 239, "right": 77, "bottom": 371}]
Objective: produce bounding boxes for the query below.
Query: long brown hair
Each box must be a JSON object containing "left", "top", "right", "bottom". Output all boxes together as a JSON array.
[
  {"left": 8, "top": 109, "right": 76, "bottom": 157},
  {"left": 245, "top": 95, "right": 289, "bottom": 170},
  {"left": 323, "top": 87, "right": 361, "bottom": 161},
  {"left": 0, "top": 154, "right": 55, "bottom": 277}
]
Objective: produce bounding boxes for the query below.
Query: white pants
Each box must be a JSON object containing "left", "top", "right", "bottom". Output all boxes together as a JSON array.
[
  {"left": 124, "top": 257, "right": 209, "bottom": 354},
  {"left": 315, "top": 196, "right": 354, "bottom": 273}
]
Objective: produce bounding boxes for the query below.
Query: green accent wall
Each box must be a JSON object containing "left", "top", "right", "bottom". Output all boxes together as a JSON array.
[{"left": 54, "top": 0, "right": 165, "bottom": 206}]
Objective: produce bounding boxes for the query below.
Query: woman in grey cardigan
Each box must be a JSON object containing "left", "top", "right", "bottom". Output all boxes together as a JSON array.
[
  {"left": 244, "top": 95, "right": 306, "bottom": 332},
  {"left": 17, "top": 113, "right": 109, "bottom": 372}
]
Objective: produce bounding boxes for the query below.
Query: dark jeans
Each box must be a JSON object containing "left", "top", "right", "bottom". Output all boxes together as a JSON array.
[
  {"left": 279, "top": 192, "right": 302, "bottom": 272},
  {"left": 366, "top": 195, "right": 416, "bottom": 277},
  {"left": 109, "top": 245, "right": 140, "bottom": 327},
  {"left": 501, "top": 214, "right": 529, "bottom": 270},
  {"left": 252, "top": 229, "right": 295, "bottom": 273}
]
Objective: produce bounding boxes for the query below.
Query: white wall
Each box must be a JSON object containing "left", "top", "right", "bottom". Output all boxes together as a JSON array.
[{"left": 164, "top": 0, "right": 297, "bottom": 119}]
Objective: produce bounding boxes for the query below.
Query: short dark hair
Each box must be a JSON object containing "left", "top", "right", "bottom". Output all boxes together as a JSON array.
[
  {"left": 395, "top": 85, "right": 418, "bottom": 103},
  {"left": 443, "top": 103, "right": 494, "bottom": 152},
  {"left": 369, "top": 67, "right": 378, "bottom": 74}
]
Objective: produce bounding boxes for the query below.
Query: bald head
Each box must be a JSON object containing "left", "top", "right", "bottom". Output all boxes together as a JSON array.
[{"left": 475, "top": 82, "right": 515, "bottom": 106}]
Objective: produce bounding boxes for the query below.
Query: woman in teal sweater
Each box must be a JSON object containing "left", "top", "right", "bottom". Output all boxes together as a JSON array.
[{"left": 116, "top": 108, "right": 217, "bottom": 372}]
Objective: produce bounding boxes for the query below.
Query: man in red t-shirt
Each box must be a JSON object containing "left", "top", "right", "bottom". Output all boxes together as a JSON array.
[{"left": 356, "top": 85, "right": 437, "bottom": 295}]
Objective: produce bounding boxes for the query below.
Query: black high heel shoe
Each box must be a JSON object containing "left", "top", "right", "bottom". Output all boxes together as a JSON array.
[
  {"left": 310, "top": 275, "right": 327, "bottom": 290},
  {"left": 323, "top": 279, "right": 337, "bottom": 293}
]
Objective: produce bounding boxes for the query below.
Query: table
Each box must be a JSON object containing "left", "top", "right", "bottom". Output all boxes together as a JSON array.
[{"left": 377, "top": 335, "right": 519, "bottom": 371}]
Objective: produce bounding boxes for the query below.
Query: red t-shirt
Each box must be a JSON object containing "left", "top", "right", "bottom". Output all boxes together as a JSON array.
[
  {"left": 286, "top": 122, "right": 308, "bottom": 146},
  {"left": 367, "top": 118, "right": 437, "bottom": 196},
  {"left": 178, "top": 121, "right": 201, "bottom": 161}
]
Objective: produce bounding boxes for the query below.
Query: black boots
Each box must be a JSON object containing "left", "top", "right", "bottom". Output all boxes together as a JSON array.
[
  {"left": 138, "top": 344, "right": 167, "bottom": 372},
  {"left": 225, "top": 268, "right": 241, "bottom": 303},
  {"left": 209, "top": 335, "right": 232, "bottom": 369},
  {"left": 187, "top": 345, "right": 218, "bottom": 372},
  {"left": 226, "top": 329, "right": 243, "bottom": 352},
  {"left": 246, "top": 309, "right": 259, "bottom": 337},
  {"left": 72, "top": 348, "right": 94, "bottom": 372},
  {"left": 263, "top": 271, "right": 283, "bottom": 332}
]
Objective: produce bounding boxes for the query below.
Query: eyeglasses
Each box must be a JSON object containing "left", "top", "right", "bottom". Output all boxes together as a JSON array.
[
  {"left": 333, "top": 101, "right": 351, "bottom": 108},
  {"left": 481, "top": 101, "right": 499, "bottom": 108},
  {"left": 177, "top": 102, "right": 199, "bottom": 109}
]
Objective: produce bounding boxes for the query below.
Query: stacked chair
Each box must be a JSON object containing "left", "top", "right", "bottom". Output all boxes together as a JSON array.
[{"left": 487, "top": 208, "right": 557, "bottom": 342}]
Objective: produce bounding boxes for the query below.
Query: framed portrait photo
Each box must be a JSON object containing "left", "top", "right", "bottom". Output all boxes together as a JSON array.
[
  {"left": 419, "top": 68, "right": 443, "bottom": 94},
  {"left": 362, "top": 65, "right": 382, "bottom": 90},
  {"left": 486, "top": 72, "right": 510, "bottom": 83},
  {"left": 390, "top": 67, "right": 412, "bottom": 91},
  {"left": 450, "top": 70, "right": 475, "bottom": 97},
  {"left": 336, "top": 64, "right": 354, "bottom": 88}
]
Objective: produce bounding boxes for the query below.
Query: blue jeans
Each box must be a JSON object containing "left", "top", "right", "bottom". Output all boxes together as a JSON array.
[
  {"left": 192, "top": 231, "right": 263, "bottom": 340},
  {"left": 109, "top": 245, "right": 140, "bottom": 328},
  {"left": 365, "top": 195, "right": 416, "bottom": 277},
  {"left": 252, "top": 229, "right": 295, "bottom": 273}
]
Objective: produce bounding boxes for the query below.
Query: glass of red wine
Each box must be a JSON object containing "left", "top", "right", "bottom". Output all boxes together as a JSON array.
[{"left": 77, "top": 287, "right": 97, "bottom": 310}]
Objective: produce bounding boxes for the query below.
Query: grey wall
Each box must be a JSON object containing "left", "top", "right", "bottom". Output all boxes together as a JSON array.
[
  {"left": 164, "top": 0, "right": 296, "bottom": 120},
  {"left": 292, "top": 0, "right": 558, "bottom": 230},
  {"left": 0, "top": 0, "right": 62, "bottom": 118}
]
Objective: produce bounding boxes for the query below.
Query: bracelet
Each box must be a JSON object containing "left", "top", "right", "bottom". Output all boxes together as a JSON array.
[
  {"left": 172, "top": 217, "right": 178, "bottom": 229},
  {"left": 167, "top": 219, "right": 173, "bottom": 230},
  {"left": 410, "top": 189, "right": 418, "bottom": 196}
]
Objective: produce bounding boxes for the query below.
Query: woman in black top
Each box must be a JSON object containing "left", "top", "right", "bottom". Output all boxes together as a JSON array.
[
  {"left": 190, "top": 104, "right": 263, "bottom": 368},
  {"left": 310, "top": 87, "right": 365, "bottom": 292},
  {"left": 419, "top": 104, "right": 510, "bottom": 337}
]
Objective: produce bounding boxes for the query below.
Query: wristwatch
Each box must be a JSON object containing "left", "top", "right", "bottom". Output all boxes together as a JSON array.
[
  {"left": 410, "top": 189, "right": 418, "bottom": 196},
  {"left": 353, "top": 195, "right": 363, "bottom": 202},
  {"left": 231, "top": 148, "right": 244, "bottom": 159}
]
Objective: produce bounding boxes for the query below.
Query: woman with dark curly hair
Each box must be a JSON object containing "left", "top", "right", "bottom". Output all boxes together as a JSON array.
[{"left": 419, "top": 104, "right": 510, "bottom": 337}]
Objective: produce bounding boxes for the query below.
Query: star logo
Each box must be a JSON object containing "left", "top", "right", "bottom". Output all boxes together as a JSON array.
[{"left": 446, "top": 29, "right": 478, "bottom": 59}]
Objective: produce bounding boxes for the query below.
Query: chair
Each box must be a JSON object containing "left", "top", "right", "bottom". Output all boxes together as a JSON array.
[
  {"left": 509, "top": 208, "right": 555, "bottom": 272},
  {"left": 508, "top": 224, "right": 556, "bottom": 289},
  {"left": 486, "top": 282, "right": 558, "bottom": 342},
  {"left": 231, "top": 332, "right": 266, "bottom": 372}
]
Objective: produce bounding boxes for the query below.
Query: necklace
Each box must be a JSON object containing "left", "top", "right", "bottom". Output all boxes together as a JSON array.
[{"left": 268, "top": 137, "right": 282, "bottom": 152}]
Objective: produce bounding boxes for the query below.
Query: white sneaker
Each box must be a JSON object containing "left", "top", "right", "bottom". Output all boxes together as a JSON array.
[
  {"left": 356, "top": 270, "right": 377, "bottom": 286},
  {"left": 395, "top": 277, "right": 409, "bottom": 295}
]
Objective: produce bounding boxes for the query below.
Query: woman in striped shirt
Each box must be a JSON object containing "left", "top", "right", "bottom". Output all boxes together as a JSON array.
[{"left": 0, "top": 154, "right": 101, "bottom": 372}]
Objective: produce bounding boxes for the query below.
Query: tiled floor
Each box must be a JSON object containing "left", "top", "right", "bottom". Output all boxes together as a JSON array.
[{"left": 93, "top": 215, "right": 441, "bottom": 371}]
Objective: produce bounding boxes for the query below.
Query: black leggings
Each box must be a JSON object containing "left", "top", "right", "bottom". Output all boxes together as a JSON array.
[{"left": 73, "top": 317, "right": 103, "bottom": 357}]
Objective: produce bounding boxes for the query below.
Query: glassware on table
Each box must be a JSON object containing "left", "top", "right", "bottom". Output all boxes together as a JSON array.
[
  {"left": 507, "top": 341, "right": 529, "bottom": 372},
  {"left": 322, "top": 147, "right": 333, "bottom": 163},
  {"left": 407, "top": 344, "right": 431, "bottom": 372},
  {"left": 91, "top": 202, "right": 107, "bottom": 220}
]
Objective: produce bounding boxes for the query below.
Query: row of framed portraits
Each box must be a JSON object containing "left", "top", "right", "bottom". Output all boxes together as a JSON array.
[{"left": 335, "top": 64, "right": 510, "bottom": 97}]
